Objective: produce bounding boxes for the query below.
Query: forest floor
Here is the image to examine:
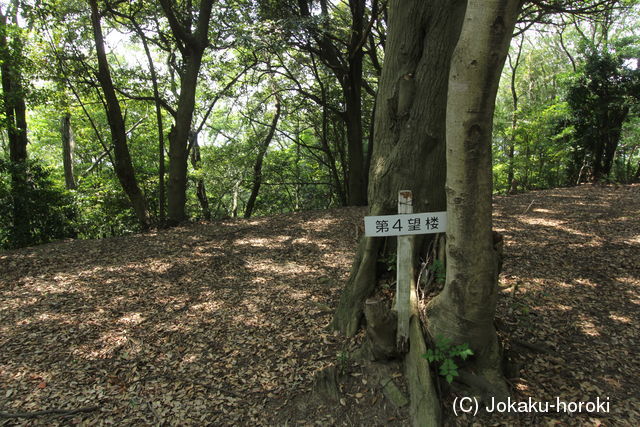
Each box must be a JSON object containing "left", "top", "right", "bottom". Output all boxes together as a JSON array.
[{"left": 0, "top": 184, "right": 638, "bottom": 426}]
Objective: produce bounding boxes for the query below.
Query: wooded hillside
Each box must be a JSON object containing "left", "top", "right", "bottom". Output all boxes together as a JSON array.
[{"left": 1, "top": 184, "right": 638, "bottom": 425}]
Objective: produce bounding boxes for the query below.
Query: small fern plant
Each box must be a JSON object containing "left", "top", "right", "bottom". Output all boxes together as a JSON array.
[
  {"left": 428, "top": 259, "right": 446, "bottom": 284},
  {"left": 423, "top": 335, "right": 474, "bottom": 383}
]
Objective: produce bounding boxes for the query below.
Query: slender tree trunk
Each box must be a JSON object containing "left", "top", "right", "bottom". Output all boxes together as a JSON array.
[
  {"left": 320, "top": 105, "right": 347, "bottom": 206},
  {"left": 231, "top": 178, "right": 241, "bottom": 218},
  {"left": 332, "top": 0, "right": 468, "bottom": 335},
  {"left": 425, "top": 0, "right": 522, "bottom": 399},
  {"left": 300, "top": 0, "right": 368, "bottom": 206},
  {"left": 245, "top": 102, "right": 281, "bottom": 218},
  {"left": 88, "top": 0, "right": 150, "bottom": 230},
  {"left": 0, "top": 5, "right": 28, "bottom": 163},
  {"left": 1, "top": 4, "right": 30, "bottom": 246},
  {"left": 364, "top": 98, "right": 376, "bottom": 194},
  {"left": 133, "top": 21, "right": 166, "bottom": 226},
  {"left": 343, "top": 0, "right": 367, "bottom": 206},
  {"left": 60, "top": 113, "right": 77, "bottom": 190},
  {"left": 507, "top": 37, "right": 523, "bottom": 193},
  {"left": 189, "top": 133, "right": 211, "bottom": 221}
]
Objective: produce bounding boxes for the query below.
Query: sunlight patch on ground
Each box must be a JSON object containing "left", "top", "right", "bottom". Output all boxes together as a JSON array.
[
  {"left": 35, "top": 312, "right": 73, "bottom": 323},
  {"left": 517, "top": 216, "right": 594, "bottom": 238},
  {"left": 577, "top": 317, "right": 601, "bottom": 337},
  {"left": 117, "top": 312, "right": 145, "bottom": 326},
  {"left": 617, "top": 276, "right": 639, "bottom": 286},
  {"left": 626, "top": 235, "right": 640, "bottom": 244},
  {"left": 248, "top": 260, "right": 316, "bottom": 276},
  {"left": 557, "top": 281, "right": 575, "bottom": 289},
  {"left": 72, "top": 329, "right": 133, "bottom": 359},
  {"left": 189, "top": 300, "right": 223, "bottom": 314},
  {"left": 574, "top": 278, "right": 598, "bottom": 288},
  {"left": 609, "top": 313, "right": 632, "bottom": 324},
  {"left": 235, "top": 236, "right": 289, "bottom": 247}
]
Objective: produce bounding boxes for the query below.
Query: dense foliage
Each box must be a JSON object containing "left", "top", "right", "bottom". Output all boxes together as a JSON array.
[{"left": 1, "top": 0, "right": 639, "bottom": 248}]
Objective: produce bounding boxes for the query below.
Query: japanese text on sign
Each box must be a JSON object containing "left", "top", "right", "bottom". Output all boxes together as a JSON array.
[{"left": 364, "top": 211, "right": 447, "bottom": 237}]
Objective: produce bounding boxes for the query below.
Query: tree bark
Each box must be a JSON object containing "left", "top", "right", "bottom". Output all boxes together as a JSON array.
[
  {"left": 132, "top": 20, "right": 167, "bottom": 226},
  {"left": 189, "top": 133, "right": 211, "bottom": 221},
  {"left": 88, "top": 0, "right": 150, "bottom": 230},
  {"left": 507, "top": 36, "right": 523, "bottom": 192},
  {"left": 60, "top": 113, "right": 76, "bottom": 190},
  {"left": 343, "top": 0, "right": 367, "bottom": 206},
  {"left": 159, "top": 0, "right": 214, "bottom": 225},
  {"left": 425, "top": 0, "right": 522, "bottom": 399},
  {"left": 245, "top": 101, "right": 281, "bottom": 218},
  {"left": 332, "top": 0, "right": 467, "bottom": 336},
  {"left": 298, "top": 0, "right": 368, "bottom": 206},
  {"left": 1, "top": 3, "right": 30, "bottom": 246}
]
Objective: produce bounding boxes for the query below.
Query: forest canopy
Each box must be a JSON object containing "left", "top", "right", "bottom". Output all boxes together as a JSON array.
[{"left": 1, "top": 0, "right": 638, "bottom": 249}]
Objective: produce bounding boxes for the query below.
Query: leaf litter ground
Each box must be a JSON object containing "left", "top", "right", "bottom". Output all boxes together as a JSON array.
[{"left": 1, "top": 184, "right": 638, "bottom": 426}]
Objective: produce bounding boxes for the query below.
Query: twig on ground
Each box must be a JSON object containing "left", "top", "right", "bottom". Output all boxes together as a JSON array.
[
  {"left": 0, "top": 406, "right": 99, "bottom": 419},
  {"left": 522, "top": 199, "right": 536, "bottom": 214}
]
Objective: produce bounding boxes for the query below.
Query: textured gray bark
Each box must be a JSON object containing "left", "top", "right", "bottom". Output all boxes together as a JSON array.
[{"left": 426, "top": 0, "right": 522, "bottom": 398}]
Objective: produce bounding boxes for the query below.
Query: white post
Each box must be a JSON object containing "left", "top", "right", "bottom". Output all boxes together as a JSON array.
[{"left": 396, "top": 190, "right": 414, "bottom": 352}]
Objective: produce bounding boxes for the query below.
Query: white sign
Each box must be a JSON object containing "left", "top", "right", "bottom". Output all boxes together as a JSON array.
[{"left": 364, "top": 211, "right": 447, "bottom": 237}]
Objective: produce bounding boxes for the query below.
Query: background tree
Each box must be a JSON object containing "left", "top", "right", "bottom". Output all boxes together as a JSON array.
[
  {"left": 158, "top": 0, "right": 215, "bottom": 224},
  {"left": 88, "top": 0, "right": 150, "bottom": 229},
  {"left": 1, "top": 2, "right": 31, "bottom": 245},
  {"left": 567, "top": 43, "right": 639, "bottom": 182}
]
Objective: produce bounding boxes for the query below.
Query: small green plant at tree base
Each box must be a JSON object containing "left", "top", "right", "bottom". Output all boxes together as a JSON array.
[
  {"left": 423, "top": 335, "right": 474, "bottom": 383},
  {"left": 383, "top": 252, "right": 397, "bottom": 272},
  {"left": 428, "top": 259, "right": 446, "bottom": 284},
  {"left": 336, "top": 350, "right": 350, "bottom": 374}
]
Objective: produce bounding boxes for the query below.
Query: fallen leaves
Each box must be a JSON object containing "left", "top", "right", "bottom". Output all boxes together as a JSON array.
[
  {"left": 0, "top": 208, "right": 365, "bottom": 425},
  {"left": 1, "top": 185, "right": 638, "bottom": 425}
]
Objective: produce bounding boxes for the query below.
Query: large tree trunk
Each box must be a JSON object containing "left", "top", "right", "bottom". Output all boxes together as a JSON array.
[
  {"left": 245, "top": 101, "right": 281, "bottom": 218},
  {"left": 332, "top": 0, "right": 467, "bottom": 336},
  {"left": 160, "top": 0, "right": 214, "bottom": 225},
  {"left": 89, "top": 0, "right": 150, "bottom": 230},
  {"left": 60, "top": 113, "right": 77, "bottom": 190},
  {"left": 166, "top": 52, "right": 203, "bottom": 224},
  {"left": 425, "top": 0, "right": 522, "bottom": 399}
]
